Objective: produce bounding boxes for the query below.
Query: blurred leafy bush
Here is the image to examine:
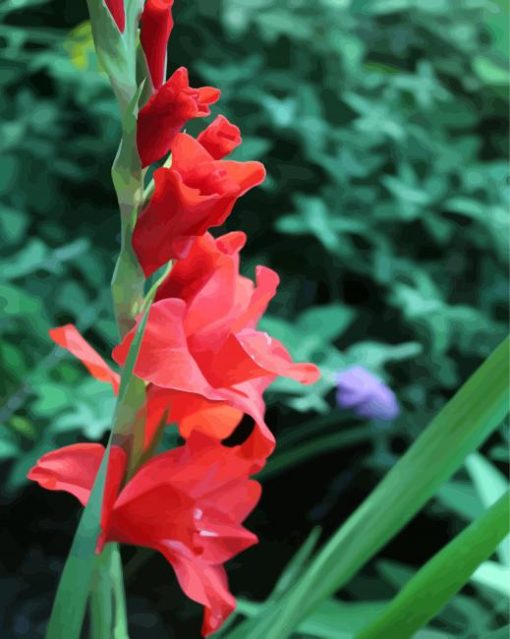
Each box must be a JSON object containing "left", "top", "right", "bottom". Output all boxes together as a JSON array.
[
  {"left": 1, "top": 0, "right": 508, "bottom": 483},
  {"left": 0, "top": 0, "right": 508, "bottom": 635}
]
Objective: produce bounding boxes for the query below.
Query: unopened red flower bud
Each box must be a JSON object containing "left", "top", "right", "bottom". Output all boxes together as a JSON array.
[{"left": 140, "top": 0, "right": 175, "bottom": 89}]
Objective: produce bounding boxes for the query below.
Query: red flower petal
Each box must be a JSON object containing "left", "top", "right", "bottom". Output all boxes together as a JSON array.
[
  {"left": 159, "top": 547, "right": 236, "bottom": 637},
  {"left": 196, "top": 329, "right": 320, "bottom": 387},
  {"left": 236, "top": 330, "right": 321, "bottom": 384},
  {"left": 114, "top": 433, "right": 260, "bottom": 511},
  {"left": 137, "top": 67, "right": 221, "bottom": 167},
  {"left": 156, "top": 232, "right": 246, "bottom": 306},
  {"left": 193, "top": 511, "right": 259, "bottom": 563},
  {"left": 108, "top": 435, "right": 260, "bottom": 633},
  {"left": 112, "top": 299, "right": 218, "bottom": 398},
  {"left": 197, "top": 115, "right": 242, "bottom": 160},
  {"left": 133, "top": 135, "right": 265, "bottom": 276},
  {"left": 27, "top": 444, "right": 126, "bottom": 519},
  {"left": 231, "top": 265, "right": 280, "bottom": 332},
  {"left": 140, "top": 0, "right": 175, "bottom": 90},
  {"left": 49, "top": 325, "right": 120, "bottom": 394},
  {"left": 27, "top": 443, "right": 104, "bottom": 506},
  {"left": 108, "top": 484, "right": 196, "bottom": 549},
  {"left": 105, "top": 0, "right": 125, "bottom": 32},
  {"left": 215, "top": 379, "right": 276, "bottom": 463},
  {"left": 144, "top": 388, "right": 243, "bottom": 447}
]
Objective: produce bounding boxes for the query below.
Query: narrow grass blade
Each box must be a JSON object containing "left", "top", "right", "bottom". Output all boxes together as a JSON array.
[
  {"left": 235, "top": 598, "right": 389, "bottom": 639},
  {"left": 226, "top": 336, "right": 509, "bottom": 639},
  {"left": 466, "top": 452, "right": 510, "bottom": 564},
  {"left": 355, "top": 491, "right": 510, "bottom": 639},
  {"left": 271, "top": 527, "right": 322, "bottom": 599},
  {"left": 111, "top": 545, "right": 129, "bottom": 639},
  {"left": 259, "top": 425, "right": 377, "bottom": 481}
]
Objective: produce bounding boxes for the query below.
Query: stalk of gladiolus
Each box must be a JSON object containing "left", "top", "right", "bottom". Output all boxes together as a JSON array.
[
  {"left": 32, "top": 1, "right": 321, "bottom": 637},
  {"left": 42, "top": 2, "right": 150, "bottom": 637}
]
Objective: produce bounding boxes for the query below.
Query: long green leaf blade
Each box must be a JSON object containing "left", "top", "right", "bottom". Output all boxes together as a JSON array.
[{"left": 355, "top": 491, "right": 510, "bottom": 639}]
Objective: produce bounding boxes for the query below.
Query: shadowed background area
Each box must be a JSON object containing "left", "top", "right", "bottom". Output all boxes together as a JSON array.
[{"left": 0, "top": 0, "right": 508, "bottom": 637}]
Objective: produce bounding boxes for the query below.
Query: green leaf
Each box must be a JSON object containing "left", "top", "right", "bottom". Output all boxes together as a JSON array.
[
  {"left": 88, "top": 544, "right": 129, "bottom": 639},
  {"left": 297, "top": 304, "right": 356, "bottom": 343},
  {"left": 235, "top": 598, "right": 389, "bottom": 639},
  {"left": 45, "top": 444, "right": 113, "bottom": 639},
  {"left": 89, "top": 545, "right": 114, "bottom": 639},
  {"left": 260, "top": 425, "right": 377, "bottom": 481},
  {"left": 228, "top": 337, "right": 509, "bottom": 639},
  {"left": 0, "top": 206, "right": 28, "bottom": 245},
  {"left": 355, "top": 492, "right": 510, "bottom": 639},
  {"left": 271, "top": 527, "right": 322, "bottom": 599},
  {"left": 435, "top": 480, "right": 484, "bottom": 521},
  {"left": 465, "top": 452, "right": 510, "bottom": 564}
]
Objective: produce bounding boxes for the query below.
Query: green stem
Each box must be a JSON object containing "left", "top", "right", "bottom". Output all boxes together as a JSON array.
[
  {"left": 356, "top": 491, "right": 510, "bottom": 639},
  {"left": 259, "top": 424, "right": 379, "bottom": 481},
  {"left": 277, "top": 411, "right": 353, "bottom": 448},
  {"left": 111, "top": 545, "right": 129, "bottom": 639},
  {"left": 89, "top": 546, "right": 114, "bottom": 639},
  {"left": 46, "top": 4, "right": 148, "bottom": 639},
  {"left": 110, "top": 94, "right": 146, "bottom": 339}
]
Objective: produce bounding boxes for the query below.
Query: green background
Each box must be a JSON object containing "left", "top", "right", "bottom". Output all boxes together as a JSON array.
[{"left": 0, "top": 0, "right": 508, "bottom": 637}]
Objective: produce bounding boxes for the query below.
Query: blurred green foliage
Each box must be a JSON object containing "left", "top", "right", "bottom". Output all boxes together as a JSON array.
[{"left": 0, "top": 0, "right": 508, "bottom": 637}]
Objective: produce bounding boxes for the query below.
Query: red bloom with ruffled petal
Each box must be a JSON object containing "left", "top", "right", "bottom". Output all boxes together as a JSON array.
[
  {"left": 137, "top": 67, "right": 221, "bottom": 167},
  {"left": 46, "top": 324, "right": 249, "bottom": 456},
  {"left": 133, "top": 133, "right": 265, "bottom": 276},
  {"left": 140, "top": 0, "right": 175, "bottom": 90},
  {"left": 197, "top": 115, "right": 242, "bottom": 160},
  {"left": 28, "top": 434, "right": 260, "bottom": 636},
  {"left": 116, "top": 232, "right": 321, "bottom": 459},
  {"left": 48, "top": 233, "right": 320, "bottom": 463}
]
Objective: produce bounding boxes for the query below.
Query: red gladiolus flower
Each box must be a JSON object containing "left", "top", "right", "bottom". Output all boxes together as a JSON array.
[
  {"left": 137, "top": 67, "right": 221, "bottom": 167},
  {"left": 48, "top": 232, "right": 320, "bottom": 464},
  {"left": 46, "top": 324, "right": 251, "bottom": 456},
  {"left": 133, "top": 133, "right": 266, "bottom": 276},
  {"left": 197, "top": 115, "right": 242, "bottom": 160},
  {"left": 105, "top": 0, "right": 125, "bottom": 32},
  {"left": 116, "top": 233, "right": 321, "bottom": 458},
  {"left": 28, "top": 433, "right": 260, "bottom": 636},
  {"left": 140, "top": 0, "right": 175, "bottom": 90}
]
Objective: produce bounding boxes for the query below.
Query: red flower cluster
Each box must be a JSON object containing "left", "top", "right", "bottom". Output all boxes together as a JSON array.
[
  {"left": 133, "top": 131, "right": 265, "bottom": 275},
  {"left": 29, "top": 434, "right": 260, "bottom": 636},
  {"left": 29, "top": 1, "right": 320, "bottom": 635}
]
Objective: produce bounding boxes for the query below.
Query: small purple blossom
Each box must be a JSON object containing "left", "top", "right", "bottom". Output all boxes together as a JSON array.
[{"left": 335, "top": 366, "right": 400, "bottom": 421}]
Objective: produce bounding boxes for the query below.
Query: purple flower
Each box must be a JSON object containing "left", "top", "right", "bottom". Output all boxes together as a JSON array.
[{"left": 335, "top": 366, "right": 400, "bottom": 421}]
